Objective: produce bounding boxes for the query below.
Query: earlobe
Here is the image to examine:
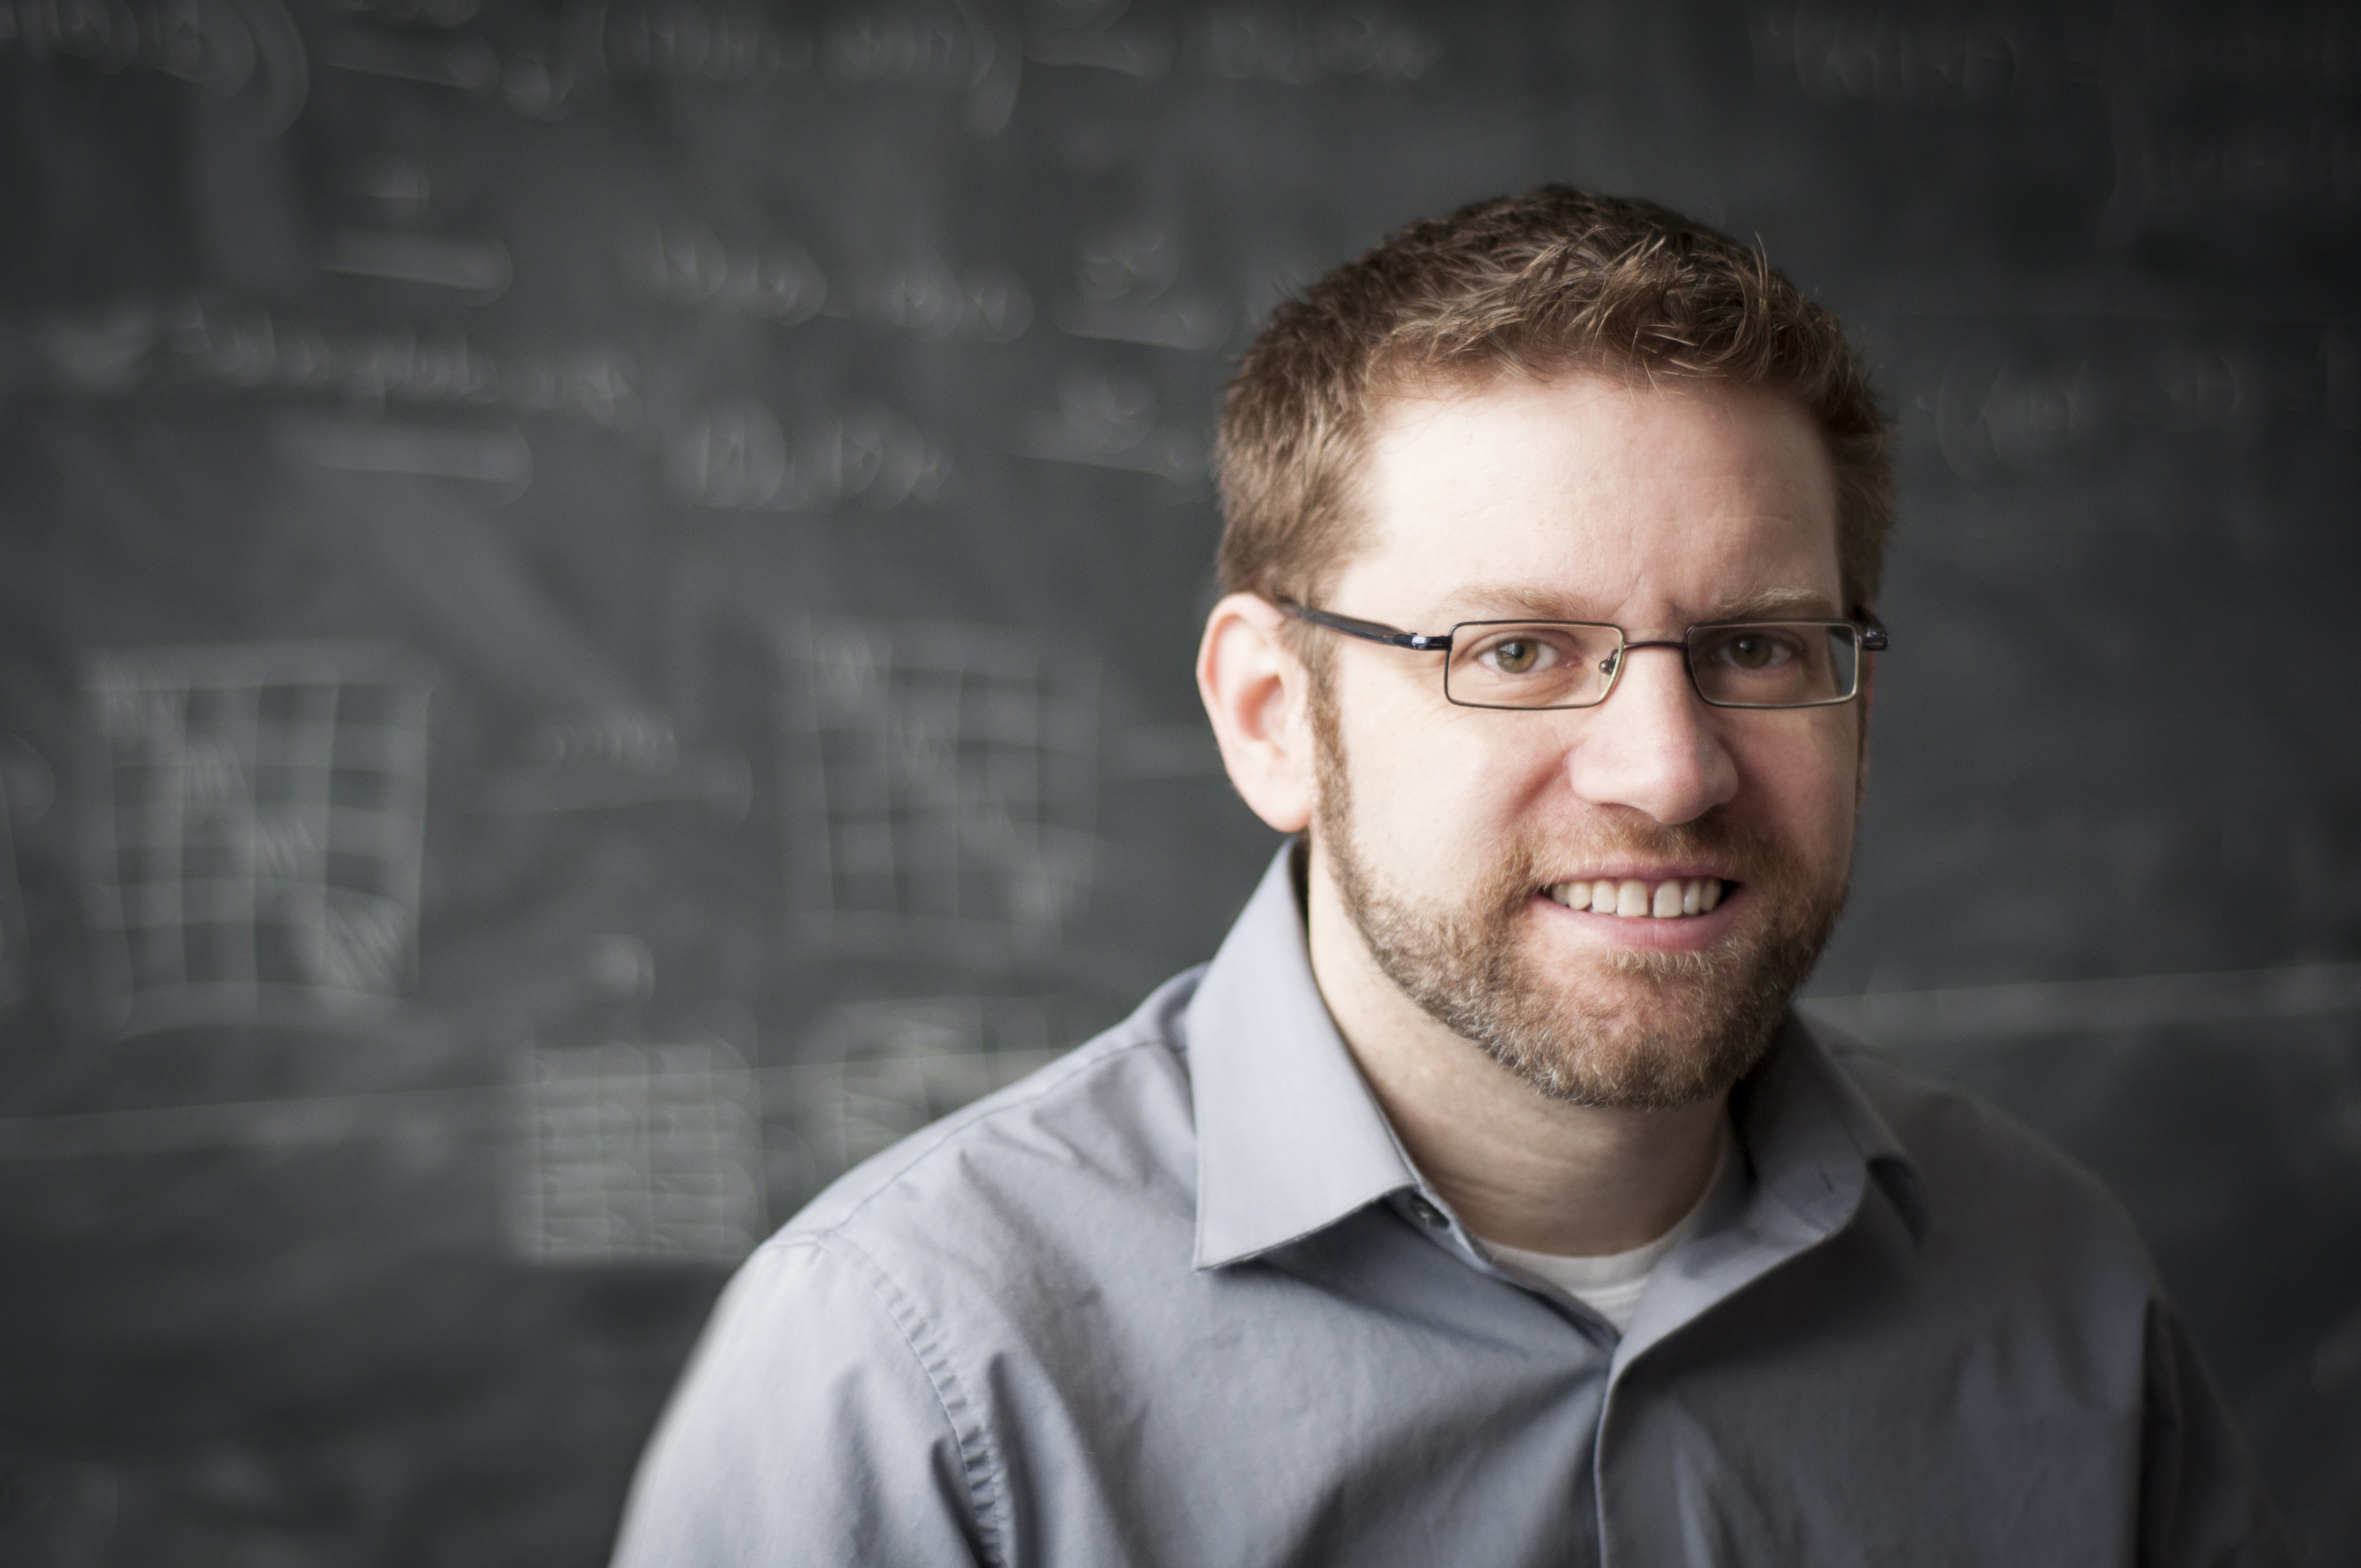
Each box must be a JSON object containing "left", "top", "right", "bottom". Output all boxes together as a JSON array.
[{"left": 1197, "top": 594, "right": 1318, "bottom": 833}]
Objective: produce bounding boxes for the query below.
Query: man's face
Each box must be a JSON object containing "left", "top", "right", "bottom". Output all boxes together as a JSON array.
[{"left": 1307, "top": 370, "right": 1864, "bottom": 1108}]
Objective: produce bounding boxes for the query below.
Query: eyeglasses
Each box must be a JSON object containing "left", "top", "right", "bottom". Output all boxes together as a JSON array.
[{"left": 1280, "top": 602, "right": 1889, "bottom": 710}]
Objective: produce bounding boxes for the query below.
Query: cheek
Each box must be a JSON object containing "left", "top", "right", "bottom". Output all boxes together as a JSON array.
[
  {"left": 1335, "top": 703, "right": 1539, "bottom": 846},
  {"left": 1732, "top": 721, "right": 1860, "bottom": 866}
]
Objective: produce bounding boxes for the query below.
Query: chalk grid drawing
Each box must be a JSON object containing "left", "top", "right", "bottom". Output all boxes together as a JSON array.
[
  {"left": 83, "top": 643, "right": 431, "bottom": 1030},
  {"left": 513, "top": 1038, "right": 766, "bottom": 1265},
  {"left": 779, "top": 618, "right": 1097, "bottom": 964},
  {"left": 765, "top": 997, "right": 1063, "bottom": 1204}
]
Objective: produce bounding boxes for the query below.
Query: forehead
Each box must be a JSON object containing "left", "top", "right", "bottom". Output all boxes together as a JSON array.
[{"left": 1347, "top": 370, "right": 1842, "bottom": 622}]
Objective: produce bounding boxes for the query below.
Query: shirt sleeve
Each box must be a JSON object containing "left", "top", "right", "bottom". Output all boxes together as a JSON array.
[
  {"left": 2138, "top": 1297, "right": 2298, "bottom": 1568},
  {"left": 609, "top": 1233, "right": 994, "bottom": 1568}
]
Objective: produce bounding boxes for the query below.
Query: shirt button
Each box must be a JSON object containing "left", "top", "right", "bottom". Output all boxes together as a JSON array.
[{"left": 1407, "top": 1195, "right": 1449, "bottom": 1229}]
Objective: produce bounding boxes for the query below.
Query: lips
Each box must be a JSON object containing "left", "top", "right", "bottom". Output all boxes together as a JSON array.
[{"left": 1543, "top": 876, "right": 1727, "bottom": 920}]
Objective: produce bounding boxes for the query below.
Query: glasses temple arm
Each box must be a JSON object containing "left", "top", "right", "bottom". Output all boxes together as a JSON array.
[{"left": 1279, "top": 602, "right": 1454, "bottom": 652}]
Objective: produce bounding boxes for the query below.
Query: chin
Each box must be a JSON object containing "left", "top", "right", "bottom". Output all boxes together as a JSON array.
[{"left": 1478, "top": 965, "right": 1786, "bottom": 1109}]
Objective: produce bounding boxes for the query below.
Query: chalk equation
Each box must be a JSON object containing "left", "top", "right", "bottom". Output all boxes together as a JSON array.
[
  {"left": 2099, "top": 109, "right": 2361, "bottom": 235},
  {"left": 620, "top": 220, "right": 1032, "bottom": 341},
  {"left": 1750, "top": 4, "right": 2361, "bottom": 226},
  {"left": 320, "top": 228, "right": 515, "bottom": 303},
  {"left": 666, "top": 401, "right": 954, "bottom": 511},
  {"left": 1058, "top": 218, "right": 1228, "bottom": 353},
  {"left": 324, "top": 0, "right": 1014, "bottom": 130},
  {"left": 0, "top": 0, "right": 309, "bottom": 134},
  {"left": 1921, "top": 321, "right": 2360, "bottom": 480},
  {"left": 275, "top": 415, "right": 536, "bottom": 495},
  {"left": 1013, "top": 368, "right": 1208, "bottom": 485},
  {"left": 779, "top": 617, "right": 1097, "bottom": 964},
  {"left": 474, "top": 714, "right": 753, "bottom": 818},
  {"left": 771, "top": 997, "right": 1062, "bottom": 1193},
  {"left": 1751, "top": 6, "right": 2361, "bottom": 108},
  {"left": 1195, "top": 2, "right": 1441, "bottom": 84},
  {"left": 512, "top": 1038, "right": 766, "bottom": 1265},
  {"left": 314, "top": 0, "right": 1439, "bottom": 127},
  {"left": 31, "top": 295, "right": 639, "bottom": 431},
  {"left": 83, "top": 643, "right": 431, "bottom": 1030}
]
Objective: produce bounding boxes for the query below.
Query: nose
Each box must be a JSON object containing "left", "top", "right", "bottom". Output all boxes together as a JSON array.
[{"left": 1563, "top": 644, "right": 1738, "bottom": 825}]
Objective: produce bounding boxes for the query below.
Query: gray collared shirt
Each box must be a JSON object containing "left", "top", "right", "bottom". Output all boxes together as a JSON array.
[{"left": 613, "top": 847, "right": 2290, "bottom": 1567}]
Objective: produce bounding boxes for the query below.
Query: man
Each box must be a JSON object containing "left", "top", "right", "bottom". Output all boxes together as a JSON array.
[{"left": 612, "top": 188, "right": 2289, "bottom": 1565}]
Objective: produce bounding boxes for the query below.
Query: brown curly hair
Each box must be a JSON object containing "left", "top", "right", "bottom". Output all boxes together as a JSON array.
[{"left": 1216, "top": 185, "right": 1892, "bottom": 619}]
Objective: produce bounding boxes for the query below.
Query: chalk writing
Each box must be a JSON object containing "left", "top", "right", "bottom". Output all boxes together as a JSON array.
[
  {"left": 620, "top": 221, "right": 827, "bottom": 323},
  {"left": 0, "top": 0, "right": 310, "bottom": 133},
  {"left": 1057, "top": 216, "right": 1227, "bottom": 350},
  {"left": 842, "top": 255, "right": 1033, "bottom": 341},
  {"left": 1026, "top": 1, "right": 1174, "bottom": 80},
  {"left": 1013, "top": 369, "right": 1207, "bottom": 484},
  {"left": 29, "top": 295, "right": 640, "bottom": 430},
  {"left": 1747, "top": 5, "right": 2042, "bottom": 106},
  {"left": 83, "top": 643, "right": 431, "bottom": 1030},
  {"left": 2101, "top": 111, "right": 2361, "bottom": 230},
  {"left": 474, "top": 714, "right": 753, "bottom": 818},
  {"left": 666, "top": 401, "right": 953, "bottom": 511},
  {"left": 513, "top": 1038, "right": 766, "bottom": 1264},
  {"left": 335, "top": 0, "right": 483, "bottom": 29},
  {"left": 1749, "top": 0, "right": 2361, "bottom": 234},
  {"left": 319, "top": 229, "right": 514, "bottom": 301},
  {"left": 781, "top": 997, "right": 1058, "bottom": 1184},
  {"left": 1924, "top": 323, "right": 2360, "bottom": 478},
  {"left": 275, "top": 416, "right": 535, "bottom": 493},
  {"left": 1195, "top": 2, "right": 1441, "bottom": 84},
  {"left": 779, "top": 618, "right": 1097, "bottom": 962}
]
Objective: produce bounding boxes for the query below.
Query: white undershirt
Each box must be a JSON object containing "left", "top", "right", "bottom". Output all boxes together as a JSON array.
[{"left": 1477, "top": 1121, "right": 1736, "bottom": 1335}]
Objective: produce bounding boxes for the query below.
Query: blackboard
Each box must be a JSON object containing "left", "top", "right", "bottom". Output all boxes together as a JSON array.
[{"left": 2, "top": 1, "right": 2356, "bottom": 1560}]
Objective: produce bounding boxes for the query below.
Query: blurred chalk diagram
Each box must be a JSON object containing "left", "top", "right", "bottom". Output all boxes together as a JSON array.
[
  {"left": 81, "top": 644, "right": 432, "bottom": 1032},
  {"left": 513, "top": 1039, "right": 766, "bottom": 1266},
  {"left": 773, "top": 997, "right": 1062, "bottom": 1189},
  {"left": 779, "top": 617, "right": 1097, "bottom": 964}
]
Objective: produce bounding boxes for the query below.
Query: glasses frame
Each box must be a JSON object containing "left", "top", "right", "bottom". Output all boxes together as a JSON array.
[{"left": 1279, "top": 602, "right": 1890, "bottom": 711}]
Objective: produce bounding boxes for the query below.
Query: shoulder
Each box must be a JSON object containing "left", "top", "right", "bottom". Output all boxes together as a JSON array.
[
  {"left": 771, "top": 966, "right": 1208, "bottom": 1298},
  {"left": 1807, "top": 1020, "right": 2160, "bottom": 1292}
]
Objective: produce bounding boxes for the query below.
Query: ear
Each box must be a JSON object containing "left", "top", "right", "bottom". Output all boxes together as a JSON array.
[{"left": 1196, "top": 593, "right": 1317, "bottom": 833}]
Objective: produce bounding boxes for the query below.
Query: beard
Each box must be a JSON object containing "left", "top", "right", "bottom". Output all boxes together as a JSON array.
[{"left": 1312, "top": 692, "right": 1849, "bottom": 1110}]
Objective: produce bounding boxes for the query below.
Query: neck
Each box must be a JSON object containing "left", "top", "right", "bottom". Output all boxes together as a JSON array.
[{"left": 1303, "top": 841, "right": 1729, "bottom": 1256}]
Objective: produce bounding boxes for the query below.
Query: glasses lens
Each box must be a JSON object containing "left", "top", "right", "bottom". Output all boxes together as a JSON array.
[
  {"left": 1445, "top": 623, "right": 1623, "bottom": 708},
  {"left": 1688, "top": 623, "right": 1859, "bottom": 707}
]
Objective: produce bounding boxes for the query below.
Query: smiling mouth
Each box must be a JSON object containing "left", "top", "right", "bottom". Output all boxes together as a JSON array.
[{"left": 1543, "top": 877, "right": 1728, "bottom": 920}]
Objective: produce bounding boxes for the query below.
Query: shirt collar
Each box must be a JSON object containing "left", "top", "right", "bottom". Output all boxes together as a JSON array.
[
  {"left": 1754, "top": 1012, "right": 1931, "bottom": 1244},
  {"left": 1182, "top": 841, "right": 1931, "bottom": 1271},
  {"left": 1186, "top": 842, "right": 1419, "bottom": 1268}
]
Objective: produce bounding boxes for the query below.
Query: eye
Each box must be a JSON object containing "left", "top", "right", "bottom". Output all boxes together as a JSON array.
[
  {"left": 1709, "top": 629, "right": 1800, "bottom": 671},
  {"left": 1481, "top": 636, "right": 1553, "bottom": 675}
]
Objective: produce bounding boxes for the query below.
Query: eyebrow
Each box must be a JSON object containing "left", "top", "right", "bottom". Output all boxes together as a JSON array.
[{"left": 1432, "top": 582, "right": 1842, "bottom": 624}]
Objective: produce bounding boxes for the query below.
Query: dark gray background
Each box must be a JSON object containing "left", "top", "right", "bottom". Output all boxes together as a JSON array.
[{"left": 2, "top": 0, "right": 2357, "bottom": 1561}]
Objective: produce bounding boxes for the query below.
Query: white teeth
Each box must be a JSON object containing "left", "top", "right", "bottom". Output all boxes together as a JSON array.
[{"left": 1551, "top": 875, "right": 1729, "bottom": 919}]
